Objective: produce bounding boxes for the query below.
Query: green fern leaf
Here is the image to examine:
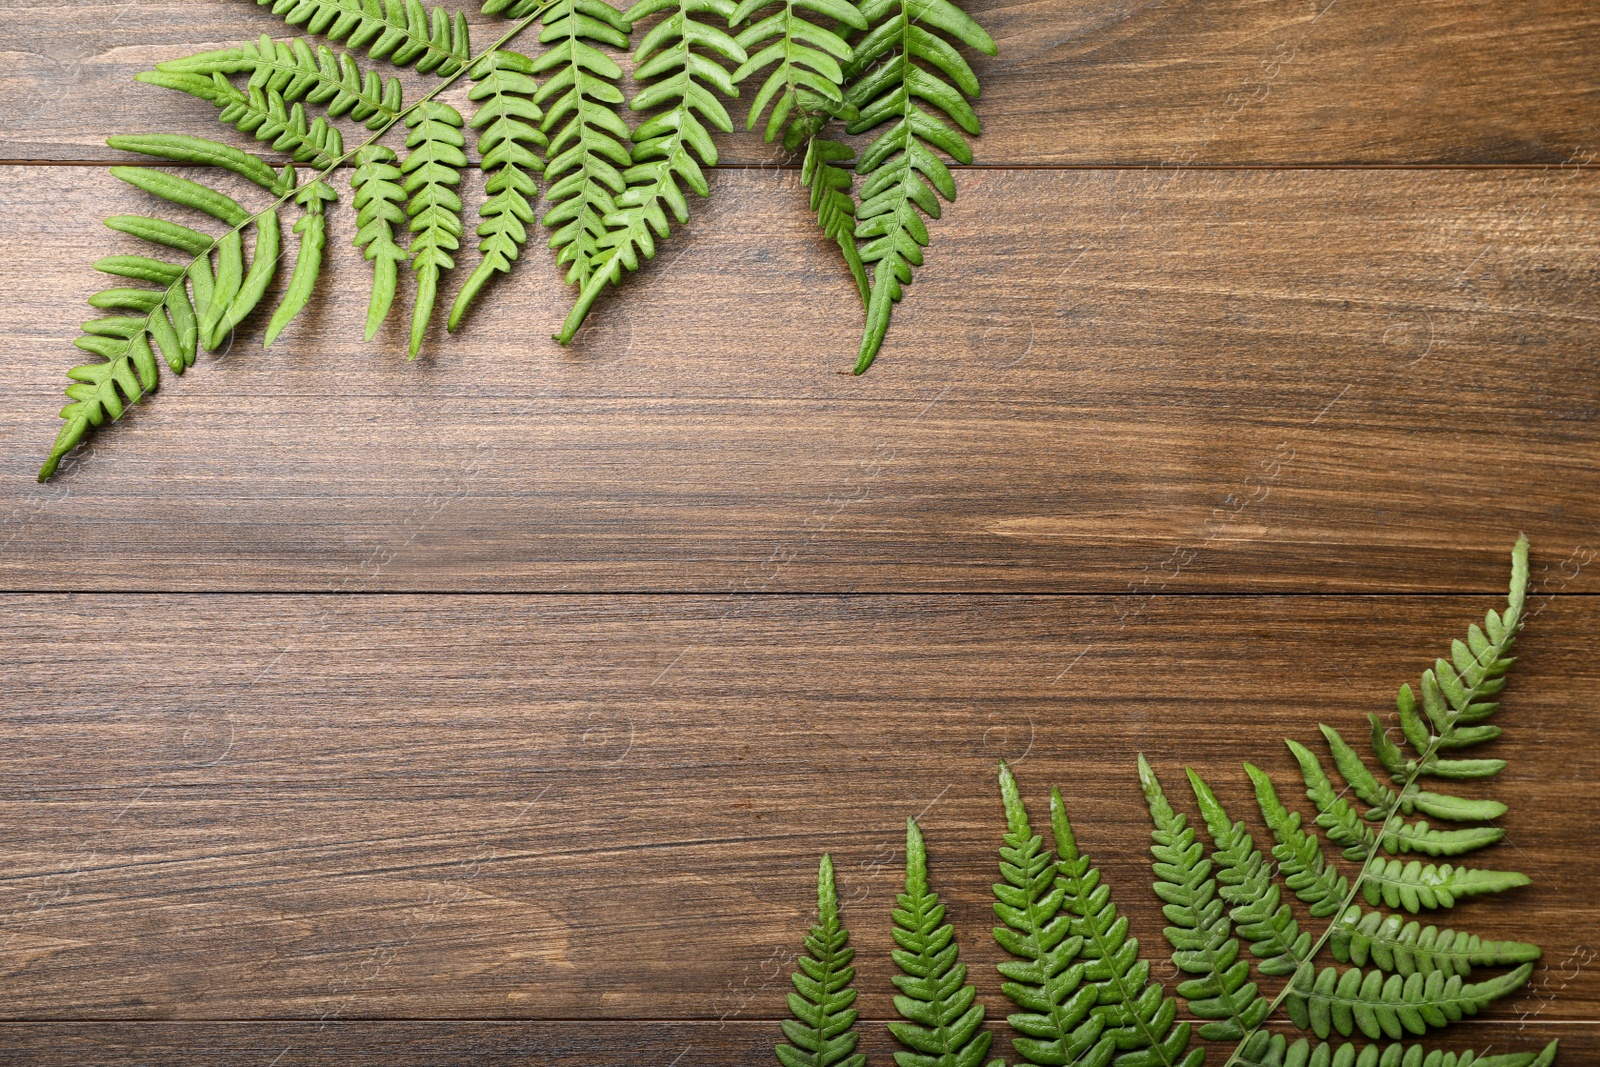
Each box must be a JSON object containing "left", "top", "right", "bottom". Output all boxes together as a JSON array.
[
  {"left": 992, "top": 761, "right": 1102, "bottom": 1066},
  {"left": 155, "top": 34, "right": 405, "bottom": 129},
  {"left": 400, "top": 101, "right": 468, "bottom": 358},
  {"left": 1219, "top": 538, "right": 1543, "bottom": 1065},
  {"left": 842, "top": 0, "right": 994, "bottom": 372},
  {"left": 41, "top": 140, "right": 284, "bottom": 480},
  {"left": 1281, "top": 961, "right": 1533, "bottom": 1041},
  {"left": 1048, "top": 786, "right": 1203, "bottom": 1067},
  {"left": 1139, "top": 756, "right": 1270, "bottom": 1043},
  {"left": 776, "top": 855, "right": 867, "bottom": 1067},
  {"left": 266, "top": 173, "right": 340, "bottom": 345},
  {"left": 255, "top": 0, "right": 473, "bottom": 75},
  {"left": 552, "top": 0, "right": 747, "bottom": 344},
  {"left": 135, "top": 70, "right": 346, "bottom": 169},
  {"left": 889, "top": 817, "right": 1005, "bottom": 1067},
  {"left": 802, "top": 136, "right": 869, "bottom": 301},
  {"left": 1327, "top": 908, "right": 1539, "bottom": 977},
  {"left": 449, "top": 49, "right": 548, "bottom": 331},
  {"left": 1230, "top": 1033, "right": 1558, "bottom": 1067},
  {"left": 352, "top": 145, "right": 409, "bottom": 339}
]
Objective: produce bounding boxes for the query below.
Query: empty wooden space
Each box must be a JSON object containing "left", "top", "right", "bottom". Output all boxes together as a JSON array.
[{"left": 1, "top": 0, "right": 1597, "bottom": 1065}]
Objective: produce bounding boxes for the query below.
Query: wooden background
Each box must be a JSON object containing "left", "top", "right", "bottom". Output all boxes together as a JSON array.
[{"left": 2, "top": 0, "right": 1598, "bottom": 1064}]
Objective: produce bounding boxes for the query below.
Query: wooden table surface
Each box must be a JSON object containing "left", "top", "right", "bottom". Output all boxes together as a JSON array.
[{"left": 2, "top": 1, "right": 1598, "bottom": 1064}]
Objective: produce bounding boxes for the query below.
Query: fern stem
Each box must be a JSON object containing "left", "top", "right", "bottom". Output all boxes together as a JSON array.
[{"left": 1219, "top": 537, "right": 1531, "bottom": 1067}]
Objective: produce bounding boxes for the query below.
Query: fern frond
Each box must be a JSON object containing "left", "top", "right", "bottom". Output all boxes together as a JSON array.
[
  {"left": 156, "top": 35, "right": 405, "bottom": 129},
  {"left": 776, "top": 855, "right": 866, "bottom": 1067},
  {"left": 448, "top": 49, "right": 548, "bottom": 331},
  {"left": 1230, "top": 1033, "right": 1558, "bottom": 1067},
  {"left": 266, "top": 174, "right": 339, "bottom": 345},
  {"left": 1220, "top": 539, "right": 1542, "bottom": 1066},
  {"left": 842, "top": 0, "right": 994, "bottom": 372},
  {"left": 552, "top": 0, "right": 747, "bottom": 344},
  {"left": 992, "top": 761, "right": 1102, "bottom": 1066},
  {"left": 136, "top": 70, "right": 346, "bottom": 169},
  {"left": 352, "top": 145, "right": 409, "bottom": 339},
  {"left": 1049, "top": 786, "right": 1203, "bottom": 1067},
  {"left": 802, "top": 136, "right": 869, "bottom": 301},
  {"left": 1140, "top": 756, "right": 1269, "bottom": 1043},
  {"left": 400, "top": 101, "right": 468, "bottom": 357},
  {"left": 1280, "top": 961, "right": 1533, "bottom": 1041},
  {"left": 889, "top": 818, "right": 1004, "bottom": 1067},
  {"left": 728, "top": 0, "right": 864, "bottom": 142},
  {"left": 41, "top": 140, "right": 285, "bottom": 480},
  {"left": 255, "top": 0, "right": 473, "bottom": 75},
  {"left": 106, "top": 133, "right": 291, "bottom": 194}
]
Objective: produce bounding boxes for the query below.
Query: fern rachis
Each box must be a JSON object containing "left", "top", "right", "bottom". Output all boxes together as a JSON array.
[{"left": 842, "top": 0, "right": 995, "bottom": 372}]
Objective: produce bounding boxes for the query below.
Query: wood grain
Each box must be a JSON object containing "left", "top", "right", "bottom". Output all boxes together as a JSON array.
[
  {"left": 0, "top": 1022, "right": 1588, "bottom": 1066},
  {"left": 1, "top": 594, "right": 1596, "bottom": 1035},
  {"left": 3, "top": 166, "right": 1598, "bottom": 593},
  {"left": 4, "top": 0, "right": 1599, "bottom": 1061},
  {"left": 4, "top": 0, "right": 1600, "bottom": 165}
]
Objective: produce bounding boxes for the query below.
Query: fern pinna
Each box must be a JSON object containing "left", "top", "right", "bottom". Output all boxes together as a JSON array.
[
  {"left": 774, "top": 539, "right": 1560, "bottom": 1067},
  {"left": 778, "top": 855, "right": 868, "bottom": 1067},
  {"left": 891, "top": 818, "right": 1005, "bottom": 1067}
]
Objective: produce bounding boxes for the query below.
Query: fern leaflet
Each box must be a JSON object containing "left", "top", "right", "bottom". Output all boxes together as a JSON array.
[
  {"left": 155, "top": 35, "right": 405, "bottom": 129},
  {"left": 41, "top": 138, "right": 286, "bottom": 480},
  {"left": 801, "top": 136, "right": 868, "bottom": 300},
  {"left": 401, "top": 101, "right": 469, "bottom": 357},
  {"left": 728, "top": 0, "right": 863, "bottom": 143},
  {"left": 552, "top": 0, "right": 747, "bottom": 344},
  {"left": 513, "top": 0, "right": 636, "bottom": 288},
  {"left": 352, "top": 145, "right": 410, "bottom": 339},
  {"left": 776, "top": 854, "right": 866, "bottom": 1067},
  {"left": 842, "top": 0, "right": 994, "bottom": 372},
  {"left": 255, "top": 0, "right": 473, "bottom": 75},
  {"left": 449, "top": 49, "right": 548, "bottom": 330},
  {"left": 1140, "top": 755, "right": 1270, "bottom": 1043},
  {"left": 267, "top": 173, "right": 340, "bottom": 345},
  {"left": 136, "top": 70, "right": 346, "bottom": 169},
  {"left": 890, "top": 817, "right": 1004, "bottom": 1067}
]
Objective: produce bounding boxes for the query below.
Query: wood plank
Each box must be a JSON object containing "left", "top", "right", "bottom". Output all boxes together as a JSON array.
[
  {"left": 4, "top": 0, "right": 1599, "bottom": 165},
  {"left": 2, "top": 594, "right": 1596, "bottom": 1026},
  {"left": 0, "top": 1021, "right": 1589, "bottom": 1066},
  {"left": 2, "top": 167, "right": 1598, "bottom": 592}
]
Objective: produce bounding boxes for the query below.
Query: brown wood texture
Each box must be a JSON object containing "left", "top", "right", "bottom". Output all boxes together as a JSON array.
[
  {"left": 3, "top": 0, "right": 1599, "bottom": 1063},
  {"left": 1, "top": 596, "right": 1597, "bottom": 1042},
  {"left": 2, "top": 166, "right": 1599, "bottom": 593},
  {"left": 4, "top": 0, "right": 1600, "bottom": 164}
]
